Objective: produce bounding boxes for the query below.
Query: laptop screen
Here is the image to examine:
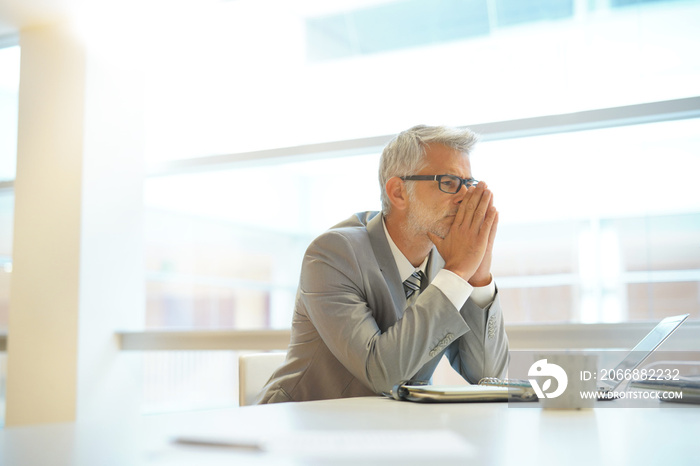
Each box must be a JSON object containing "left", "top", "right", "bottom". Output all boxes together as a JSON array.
[{"left": 600, "top": 314, "right": 689, "bottom": 390}]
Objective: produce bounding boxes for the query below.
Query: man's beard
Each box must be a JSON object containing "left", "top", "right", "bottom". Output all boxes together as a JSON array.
[{"left": 403, "top": 192, "right": 456, "bottom": 240}]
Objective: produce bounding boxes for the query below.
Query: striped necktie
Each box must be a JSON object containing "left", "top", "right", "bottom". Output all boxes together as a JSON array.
[{"left": 403, "top": 271, "right": 425, "bottom": 299}]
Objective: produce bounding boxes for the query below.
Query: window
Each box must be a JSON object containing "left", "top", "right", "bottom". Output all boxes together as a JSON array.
[
  {"left": 0, "top": 44, "right": 20, "bottom": 330},
  {"left": 476, "top": 118, "right": 700, "bottom": 322},
  {"left": 141, "top": 0, "right": 700, "bottom": 332},
  {"left": 0, "top": 41, "right": 19, "bottom": 427},
  {"left": 306, "top": 0, "right": 492, "bottom": 60},
  {"left": 144, "top": 152, "right": 381, "bottom": 329},
  {"left": 144, "top": 118, "right": 700, "bottom": 329},
  {"left": 144, "top": 0, "right": 700, "bottom": 162},
  {"left": 0, "top": 191, "right": 11, "bottom": 330}
]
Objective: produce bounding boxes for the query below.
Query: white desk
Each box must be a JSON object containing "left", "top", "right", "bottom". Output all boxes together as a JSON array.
[{"left": 1, "top": 396, "right": 698, "bottom": 465}]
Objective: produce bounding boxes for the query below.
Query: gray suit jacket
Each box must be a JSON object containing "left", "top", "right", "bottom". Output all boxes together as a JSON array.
[{"left": 255, "top": 211, "right": 509, "bottom": 404}]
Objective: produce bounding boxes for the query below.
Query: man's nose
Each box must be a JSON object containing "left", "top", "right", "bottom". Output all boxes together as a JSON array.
[{"left": 454, "top": 184, "right": 470, "bottom": 203}]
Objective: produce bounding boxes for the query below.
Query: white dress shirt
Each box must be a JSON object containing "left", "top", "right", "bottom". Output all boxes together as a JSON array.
[{"left": 382, "top": 217, "right": 496, "bottom": 310}]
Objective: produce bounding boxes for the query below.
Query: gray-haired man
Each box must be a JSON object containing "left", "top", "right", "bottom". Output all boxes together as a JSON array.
[{"left": 256, "top": 125, "right": 508, "bottom": 404}]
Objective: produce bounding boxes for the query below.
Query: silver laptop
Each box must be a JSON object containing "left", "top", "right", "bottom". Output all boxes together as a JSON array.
[{"left": 597, "top": 313, "right": 689, "bottom": 395}]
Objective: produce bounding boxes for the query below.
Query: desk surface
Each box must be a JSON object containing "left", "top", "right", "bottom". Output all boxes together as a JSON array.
[{"left": 1, "top": 396, "right": 698, "bottom": 466}]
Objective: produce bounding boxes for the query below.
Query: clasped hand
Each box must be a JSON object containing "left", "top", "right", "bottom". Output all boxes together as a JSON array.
[{"left": 427, "top": 182, "right": 499, "bottom": 286}]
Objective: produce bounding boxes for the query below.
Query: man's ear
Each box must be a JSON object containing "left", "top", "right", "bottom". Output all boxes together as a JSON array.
[{"left": 386, "top": 177, "right": 409, "bottom": 212}]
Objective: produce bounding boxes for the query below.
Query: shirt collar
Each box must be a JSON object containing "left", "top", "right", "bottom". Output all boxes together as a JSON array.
[{"left": 382, "top": 215, "right": 428, "bottom": 282}]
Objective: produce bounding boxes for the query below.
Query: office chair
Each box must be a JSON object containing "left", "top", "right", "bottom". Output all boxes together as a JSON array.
[{"left": 238, "top": 352, "right": 287, "bottom": 406}]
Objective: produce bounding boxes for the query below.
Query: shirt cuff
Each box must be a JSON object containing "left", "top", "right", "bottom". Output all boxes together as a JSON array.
[
  {"left": 431, "top": 270, "right": 496, "bottom": 310},
  {"left": 431, "top": 269, "right": 473, "bottom": 311},
  {"left": 469, "top": 277, "right": 496, "bottom": 309}
]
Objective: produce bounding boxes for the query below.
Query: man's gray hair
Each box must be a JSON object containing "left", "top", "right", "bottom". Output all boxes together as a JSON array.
[{"left": 378, "top": 124, "right": 479, "bottom": 213}]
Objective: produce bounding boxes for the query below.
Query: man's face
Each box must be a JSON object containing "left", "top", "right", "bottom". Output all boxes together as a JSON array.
[{"left": 404, "top": 143, "right": 472, "bottom": 239}]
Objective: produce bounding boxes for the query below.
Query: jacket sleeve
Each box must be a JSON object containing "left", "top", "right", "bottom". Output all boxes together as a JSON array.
[{"left": 446, "top": 290, "right": 510, "bottom": 383}]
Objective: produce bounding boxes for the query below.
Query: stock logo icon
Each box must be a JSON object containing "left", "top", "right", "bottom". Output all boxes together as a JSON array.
[{"left": 528, "top": 359, "right": 568, "bottom": 399}]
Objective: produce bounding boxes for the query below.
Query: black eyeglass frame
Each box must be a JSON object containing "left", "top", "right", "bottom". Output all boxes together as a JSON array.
[{"left": 399, "top": 174, "right": 480, "bottom": 194}]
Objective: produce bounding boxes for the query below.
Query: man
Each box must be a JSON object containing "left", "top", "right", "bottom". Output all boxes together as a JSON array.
[{"left": 256, "top": 125, "right": 508, "bottom": 404}]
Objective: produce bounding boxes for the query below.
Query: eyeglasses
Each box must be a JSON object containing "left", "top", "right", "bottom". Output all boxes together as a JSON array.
[{"left": 399, "top": 174, "right": 480, "bottom": 194}]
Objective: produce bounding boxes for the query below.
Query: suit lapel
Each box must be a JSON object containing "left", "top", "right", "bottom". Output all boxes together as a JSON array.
[
  {"left": 366, "top": 213, "right": 407, "bottom": 313},
  {"left": 425, "top": 247, "right": 445, "bottom": 288}
]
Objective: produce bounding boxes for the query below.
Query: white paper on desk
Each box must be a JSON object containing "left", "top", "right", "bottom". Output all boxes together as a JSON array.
[
  {"left": 175, "top": 430, "right": 475, "bottom": 458},
  {"left": 266, "top": 430, "right": 475, "bottom": 457}
]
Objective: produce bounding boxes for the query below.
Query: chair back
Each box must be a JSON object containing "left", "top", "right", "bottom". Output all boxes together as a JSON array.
[{"left": 238, "top": 352, "right": 287, "bottom": 406}]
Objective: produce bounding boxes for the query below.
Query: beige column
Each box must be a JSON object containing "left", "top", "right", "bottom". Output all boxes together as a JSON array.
[{"left": 6, "top": 21, "right": 144, "bottom": 426}]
